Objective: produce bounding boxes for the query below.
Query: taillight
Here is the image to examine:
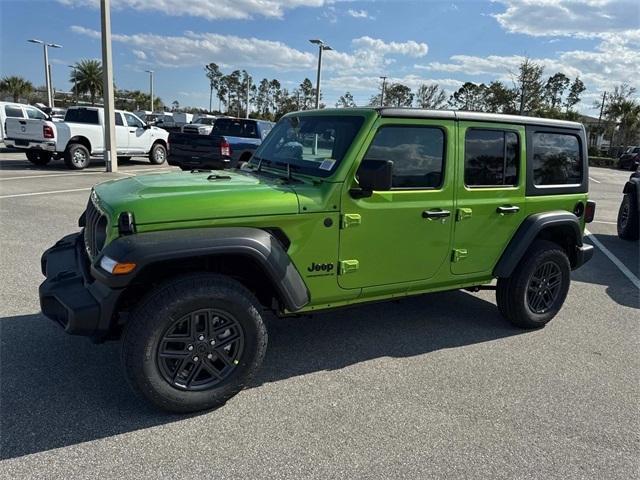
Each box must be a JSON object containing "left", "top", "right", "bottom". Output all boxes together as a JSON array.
[
  {"left": 43, "top": 125, "right": 54, "bottom": 139},
  {"left": 220, "top": 138, "right": 231, "bottom": 157},
  {"left": 585, "top": 201, "right": 596, "bottom": 223}
]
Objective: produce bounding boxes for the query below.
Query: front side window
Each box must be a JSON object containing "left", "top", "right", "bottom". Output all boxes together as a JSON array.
[
  {"left": 532, "top": 133, "right": 582, "bottom": 185},
  {"left": 124, "top": 113, "right": 144, "bottom": 128},
  {"left": 364, "top": 126, "right": 445, "bottom": 189},
  {"left": 465, "top": 129, "right": 519, "bottom": 187},
  {"left": 252, "top": 115, "right": 364, "bottom": 178},
  {"left": 4, "top": 106, "right": 24, "bottom": 118},
  {"left": 26, "top": 108, "right": 47, "bottom": 120}
]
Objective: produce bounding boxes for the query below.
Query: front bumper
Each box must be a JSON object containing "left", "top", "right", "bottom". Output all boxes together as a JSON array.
[
  {"left": 5, "top": 138, "right": 56, "bottom": 151},
  {"left": 39, "top": 232, "right": 120, "bottom": 340},
  {"left": 574, "top": 243, "right": 594, "bottom": 269}
]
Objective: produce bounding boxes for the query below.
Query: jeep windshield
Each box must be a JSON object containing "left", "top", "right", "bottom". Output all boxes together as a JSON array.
[{"left": 248, "top": 114, "right": 364, "bottom": 178}]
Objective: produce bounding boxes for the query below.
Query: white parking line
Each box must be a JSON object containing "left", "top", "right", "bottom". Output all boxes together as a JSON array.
[
  {"left": 589, "top": 176, "right": 601, "bottom": 184},
  {"left": 0, "top": 187, "right": 90, "bottom": 199},
  {"left": 0, "top": 166, "right": 171, "bottom": 181},
  {"left": 592, "top": 220, "right": 617, "bottom": 225},
  {"left": 585, "top": 229, "right": 640, "bottom": 289}
]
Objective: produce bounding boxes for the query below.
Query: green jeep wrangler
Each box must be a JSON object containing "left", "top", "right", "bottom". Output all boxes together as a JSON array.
[{"left": 40, "top": 108, "right": 595, "bottom": 412}]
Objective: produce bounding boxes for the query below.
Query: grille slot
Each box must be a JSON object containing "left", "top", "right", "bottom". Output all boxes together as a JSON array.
[{"left": 84, "top": 196, "right": 107, "bottom": 259}]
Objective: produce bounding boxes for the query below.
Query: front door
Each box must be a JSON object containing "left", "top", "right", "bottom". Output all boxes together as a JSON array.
[
  {"left": 451, "top": 122, "right": 526, "bottom": 275},
  {"left": 338, "top": 119, "right": 455, "bottom": 289},
  {"left": 124, "top": 112, "right": 150, "bottom": 153}
]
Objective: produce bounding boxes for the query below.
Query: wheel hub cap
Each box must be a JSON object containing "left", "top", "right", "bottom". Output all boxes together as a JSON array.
[{"left": 526, "top": 261, "right": 562, "bottom": 314}]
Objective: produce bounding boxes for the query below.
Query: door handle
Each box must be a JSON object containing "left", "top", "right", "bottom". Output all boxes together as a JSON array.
[
  {"left": 497, "top": 205, "right": 520, "bottom": 215},
  {"left": 129, "top": 130, "right": 136, "bottom": 133},
  {"left": 422, "top": 209, "right": 451, "bottom": 219}
]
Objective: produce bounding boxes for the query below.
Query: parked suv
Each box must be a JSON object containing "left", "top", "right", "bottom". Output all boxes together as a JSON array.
[
  {"left": 39, "top": 108, "right": 594, "bottom": 412},
  {"left": 617, "top": 169, "right": 640, "bottom": 240}
]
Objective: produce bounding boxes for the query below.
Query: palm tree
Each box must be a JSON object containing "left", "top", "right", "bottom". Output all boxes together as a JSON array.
[
  {"left": 70, "top": 59, "right": 103, "bottom": 105},
  {"left": 0, "top": 76, "right": 34, "bottom": 102}
]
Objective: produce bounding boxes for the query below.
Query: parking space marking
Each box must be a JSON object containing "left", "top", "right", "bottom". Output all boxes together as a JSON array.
[
  {"left": 589, "top": 176, "right": 601, "bottom": 184},
  {"left": 0, "top": 187, "right": 90, "bottom": 199},
  {"left": 0, "top": 167, "right": 172, "bottom": 181},
  {"left": 585, "top": 229, "right": 640, "bottom": 289},
  {"left": 592, "top": 220, "right": 617, "bottom": 225}
]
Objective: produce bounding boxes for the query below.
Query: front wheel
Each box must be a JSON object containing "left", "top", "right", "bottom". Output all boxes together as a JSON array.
[
  {"left": 617, "top": 194, "right": 639, "bottom": 240},
  {"left": 496, "top": 240, "right": 571, "bottom": 329},
  {"left": 26, "top": 150, "right": 52, "bottom": 166},
  {"left": 121, "top": 274, "right": 268, "bottom": 413},
  {"left": 149, "top": 143, "right": 167, "bottom": 165}
]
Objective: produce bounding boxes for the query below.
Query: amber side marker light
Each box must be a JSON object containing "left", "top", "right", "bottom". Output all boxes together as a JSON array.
[{"left": 100, "top": 256, "right": 136, "bottom": 275}]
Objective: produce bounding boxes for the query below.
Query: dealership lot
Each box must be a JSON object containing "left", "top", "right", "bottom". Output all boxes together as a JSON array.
[{"left": 0, "top": 151, "right": 638, "bottom": 479}]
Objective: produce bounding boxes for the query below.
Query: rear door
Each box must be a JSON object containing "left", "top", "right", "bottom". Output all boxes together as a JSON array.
[
  {"left": 114, "top": 112, "right": 129, "bottom": 152},
  {"left": 451, "top": 122, "right": 526, "bottom": 275},
  {"left": 338, "top": 118, "right": 455, "bottom": 289}
]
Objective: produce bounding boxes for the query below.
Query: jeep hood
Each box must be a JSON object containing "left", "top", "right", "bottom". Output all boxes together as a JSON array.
[{"left": 93, "top": 170, "right": 299, "bottom": 225}]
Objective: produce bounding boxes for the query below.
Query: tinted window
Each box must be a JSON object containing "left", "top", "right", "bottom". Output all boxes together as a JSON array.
[
  {"left": 65, "top": 108, "right": 99, "bottom": 124},
  {"left": 213, "top": 119, "right": 259, "bottom": 138},
  {"left": 465, "top": 129, "right": 519, "bottom": 187},
  {"left": 26, "top": 108, "right": 47, "bottom": 120},
  {"left": 4, "top": 106, "right": 23, "bottom": 118},
  {"left": 124, "top": 113, "right": 144, "bottom": 128},
  {"left": 115, "top": 113, "right": 124, "bottom": 126},
  {"left": 365, "top": 126, "right": 445, "bottom": 188},
  {"left": 253, "top": 115, "right": 364, "bottom": 178},
  {"left": 532, "top": 133, "right": 582, "bottom": 185}
]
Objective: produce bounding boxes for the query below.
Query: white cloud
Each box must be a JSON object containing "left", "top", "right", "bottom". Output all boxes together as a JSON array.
[
  {"left": 347, "top": 9, "right": 370, "bottom": 19},
  {"left": 59, "top": 0, "right": 336, "bottom": 20},
  {"left": 493, "top": 0, "right": 639, "bottom": 37},
  {"left": 132, "top": 50, "right": 147, "bottom": 60},
  {"left": 352, "top": 37, "right": 428, "bottom": 57},
  {"left": 325, "top": 74, "right": 462, "bottom": 94}
]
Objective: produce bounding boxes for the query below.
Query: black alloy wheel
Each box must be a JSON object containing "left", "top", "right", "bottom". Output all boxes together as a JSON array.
[
  {"left": 526, "top": 261, "right": 563, "bottom": 314},
  {"left": 157, "top": 309, "right": 245, "bottom": 391}
]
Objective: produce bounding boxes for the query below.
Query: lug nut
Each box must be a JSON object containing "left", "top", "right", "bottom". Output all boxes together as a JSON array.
[
  {"left": 198, "top": 335, "right": 205, "bottom": 341},
  {"left": 210, "top": 340, "right": 216, "bottom": 346},
  {"left": 187, "top": 345, "right": 194, "bottom": 351},
  {"left": 207, "top": 353, "right": 213, "bottom": 359},
  {"left": 193, "top": 356, "right": 199, "bottom": 362}
]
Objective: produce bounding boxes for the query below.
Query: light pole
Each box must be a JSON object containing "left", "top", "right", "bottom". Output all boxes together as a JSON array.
[
  {"left": 309, "top": 39, "right": 332, "bottom": 109},
  {"left": 68, "top": 65, "right": 78, "bottom": 105},
  {"left": 101, "top": 0, "right": 117, "bottom": 173},
  {"left": 379, "top": 76, "right": 387, "bottom": 107},
  {"left": 28, "top": 39, "right": 62, "bottom": 108},
  {"left": 145, "top": 70, "right": 154, "bottom": 112}
]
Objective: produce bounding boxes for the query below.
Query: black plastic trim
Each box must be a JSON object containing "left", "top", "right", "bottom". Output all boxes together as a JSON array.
[
  {"left": 93, "top": 227, "right": 310, "bottom": 311},
  {"left": 493, "top": 211, "right": 586, "bottom": 277}
]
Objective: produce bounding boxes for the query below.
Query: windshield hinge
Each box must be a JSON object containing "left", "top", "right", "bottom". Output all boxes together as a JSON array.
[
  {"left": 341, "top": 213, "right": 362, "bottom": 229},
  {"left": 339, "top": 260, "right": 360, "bottom": 275}
]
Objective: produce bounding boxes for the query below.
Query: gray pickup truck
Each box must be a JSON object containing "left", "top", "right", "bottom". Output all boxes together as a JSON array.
[{"left": 168, "top": 117, "right": 274, "bottom": 170}]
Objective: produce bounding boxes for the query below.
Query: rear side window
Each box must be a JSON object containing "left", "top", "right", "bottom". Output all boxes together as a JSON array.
[
  {"left": 115, "top": 113, "right": 124, "bottom": 126},
  {"left": 26, "top": 108, "right": 47, "bottom": 120},
  {"left": 4, "top": 106, "right": 23, "bottom": 118},
  {"left": 532, "top": 133, "right": 582, "bottom": 185},
  {"left": 65, "top": 108, "right": 99, "bottom": 124},
  {"left": 465, "top": 129, "right": 519, "bottom": 187},
  {"left": 364, "top": 125, "right": 445, "bottom": 189}
]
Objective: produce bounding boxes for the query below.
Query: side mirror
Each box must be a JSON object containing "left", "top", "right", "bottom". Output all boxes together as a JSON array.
[{"left": 351, "top": 159, "right": 393, "bottom": 198}]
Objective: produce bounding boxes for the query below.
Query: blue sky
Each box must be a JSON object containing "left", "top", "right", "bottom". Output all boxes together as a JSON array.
[{"left": 1, "top": 0, "right": 638, "bottom": 114}]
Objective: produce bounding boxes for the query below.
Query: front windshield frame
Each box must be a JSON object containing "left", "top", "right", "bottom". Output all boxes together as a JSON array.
[{"left": 249, "top": 114, "right": 365, "bottom": 178}]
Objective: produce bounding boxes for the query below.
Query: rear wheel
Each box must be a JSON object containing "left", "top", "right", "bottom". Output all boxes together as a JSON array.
[
  {"left": 26, "top": 150, "right": 52, "bottom": 166},
  {"left": 496, "top": 240, "right": 571, "bottom": 329},
  {"left": 121, "top": 273, "right": 268, "bottom": 413},
  {"left": 617, "top": 194, "right": 639, "bottom": 240},
  {"left": 149, "top": 143, "right": 167, "bottom": 165},
  {"left": 64, "top": 143, "right": 90, "bottom": 170}
]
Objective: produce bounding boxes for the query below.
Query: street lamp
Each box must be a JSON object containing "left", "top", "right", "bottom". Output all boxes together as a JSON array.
[
  {"left": 309, "top": 39, "right": 332, "bottom": 109},
  {"left": 28, "top": 39, "right": 62, "bottom": 108},
  {"left": 145, "top": 70, "right": 154, "bottom": 112},
  {"left": 68, "top": 65, "right": 78, "bottom": 105}
]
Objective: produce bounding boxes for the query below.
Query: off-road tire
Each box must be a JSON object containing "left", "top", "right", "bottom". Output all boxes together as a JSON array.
[
  {"left": 64, "top": 143, "right": 90, "bottom": 170},
  {"left": 617, "top": 194, "right": 639, "bottom": 240},
  {"left": 121, "top": 273, "right": 268, "bottom": 413},
  {"left": 496, "top": 240, "right": 571, "bottom": 329},
  {"left": 26, "top": 150, "right": 52, "bottom": 166},
  {"left": 149, "top": 143, "right": 167, "bottom": 165}
]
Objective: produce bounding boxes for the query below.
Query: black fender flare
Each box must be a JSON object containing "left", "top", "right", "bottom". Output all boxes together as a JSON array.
[
  {"left": 91, "top": 227, "right": 310, "bottom": 311},
  {"left": 493, "top": 211, "right": 585, "bottom": 278}
]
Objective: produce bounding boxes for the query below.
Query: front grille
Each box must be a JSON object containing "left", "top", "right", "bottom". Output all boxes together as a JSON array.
[{"left": 84, "top": 194, "right": 108, "bottom": 260}]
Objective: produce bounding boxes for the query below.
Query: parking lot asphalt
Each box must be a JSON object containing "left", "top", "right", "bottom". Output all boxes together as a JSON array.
[{"left": 0, "top": 150, "right": 638, "bottom": 479}]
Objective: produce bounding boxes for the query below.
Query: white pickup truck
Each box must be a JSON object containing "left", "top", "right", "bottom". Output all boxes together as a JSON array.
[{"left": 5, "top": 106, "right": 169, "bottom": 169}]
